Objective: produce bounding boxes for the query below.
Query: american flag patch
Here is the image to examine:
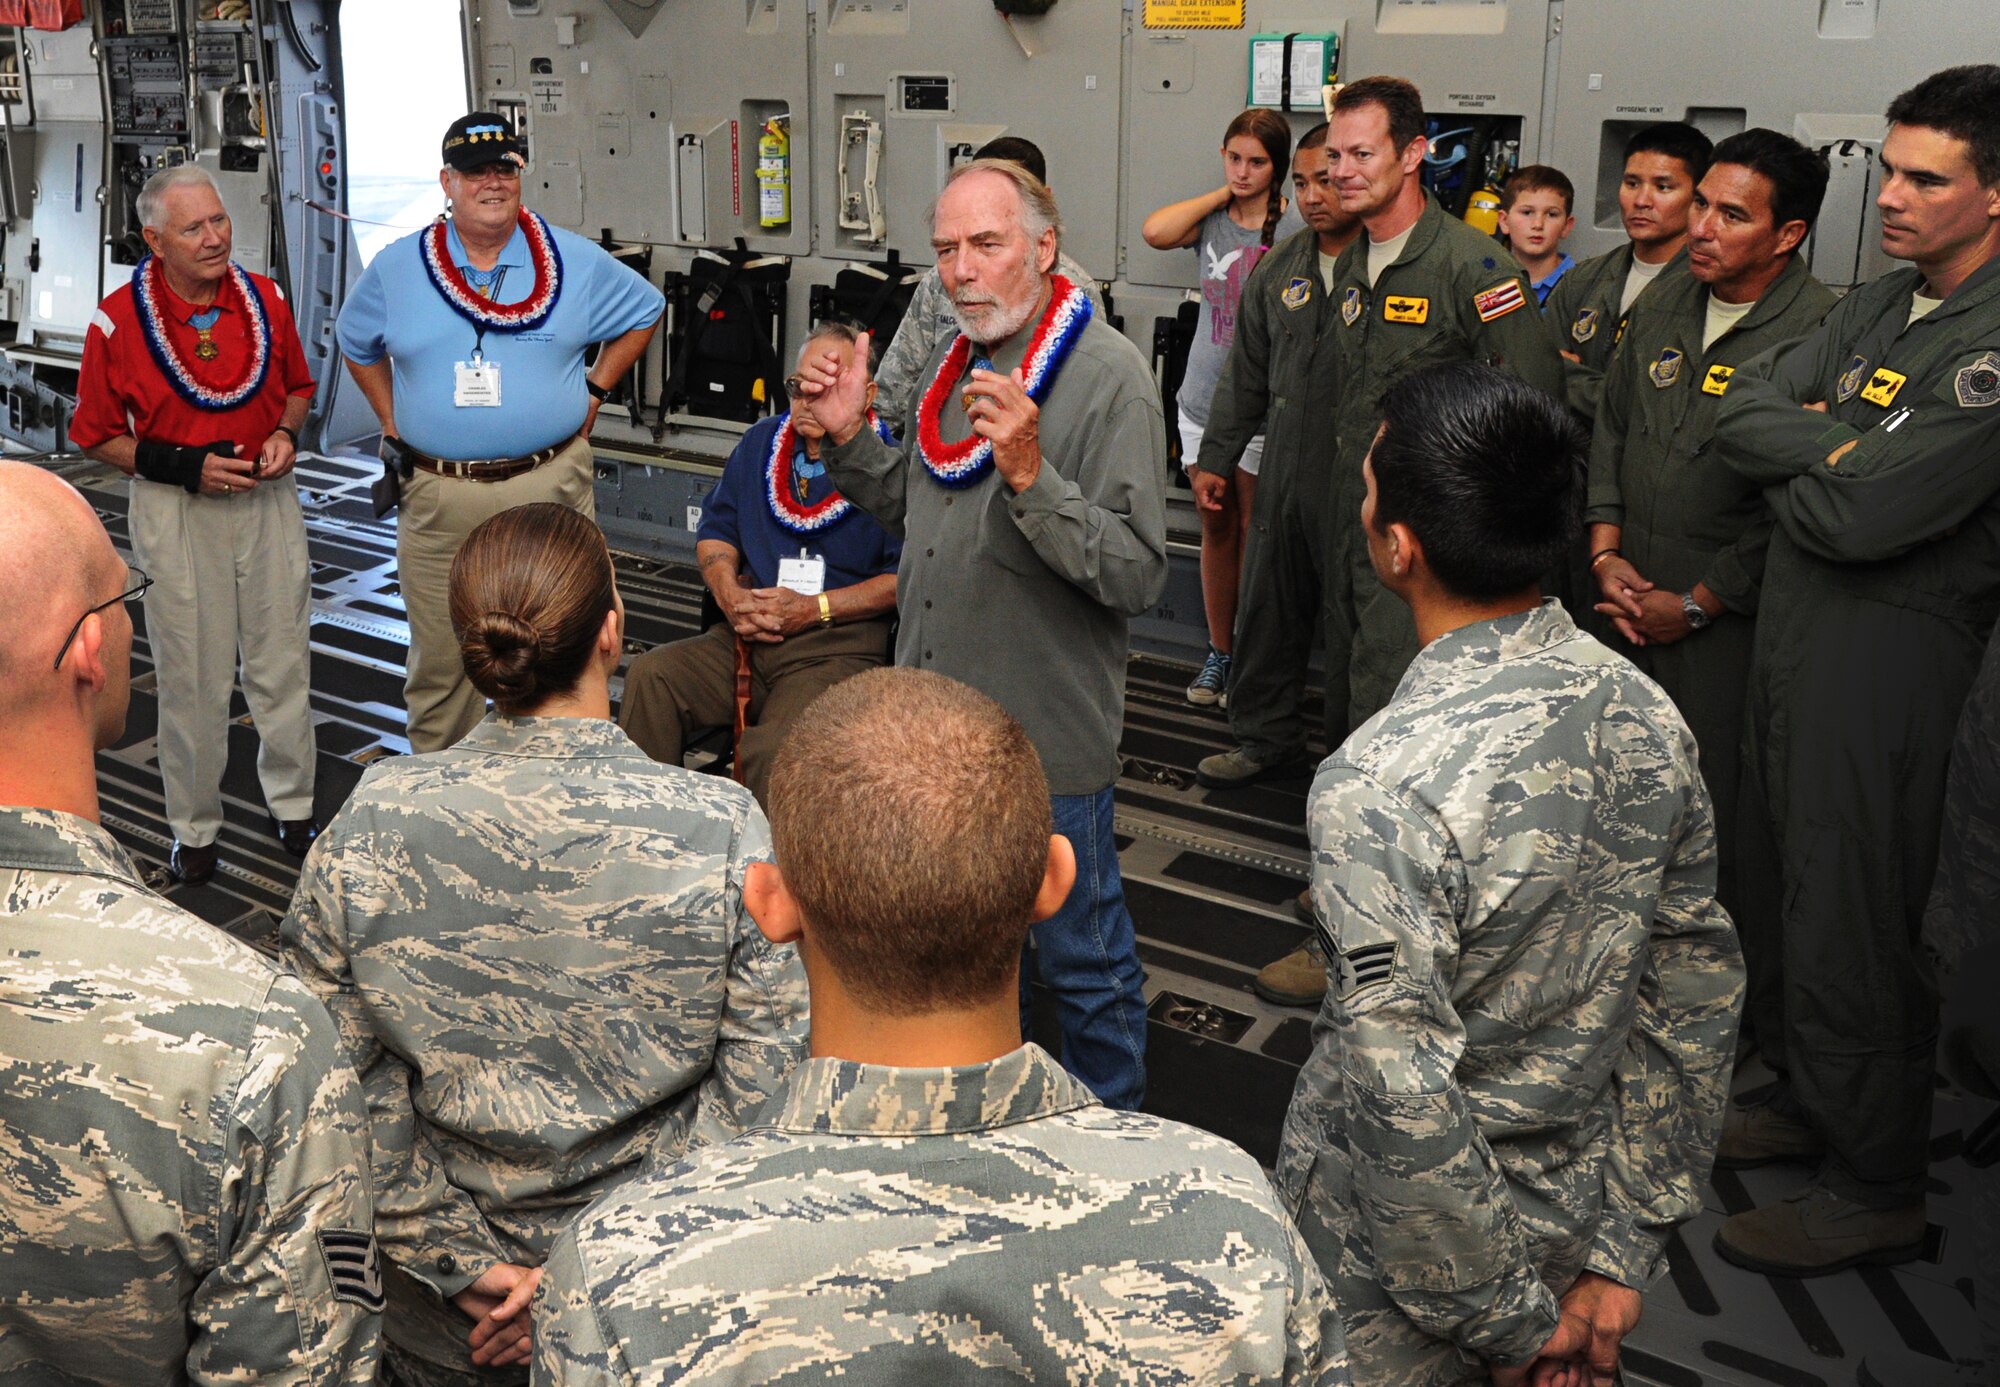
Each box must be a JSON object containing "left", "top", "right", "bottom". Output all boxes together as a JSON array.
[
  {"left": 1474, "top": 280, "right": 1527, "bottom": 323},
  {"left": 1333, "top": 941, "right": 1400, "bottom": 1000},
  {"left": 319, "top": 1230, "right": 385, "bottom": 1312}
]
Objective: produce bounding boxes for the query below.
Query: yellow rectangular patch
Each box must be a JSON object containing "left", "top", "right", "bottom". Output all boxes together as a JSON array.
[
  {"left": 1701, "top": 364, "right": 1734, "bottom": 397},
  {"left": 1383, "top": 295, "right": 1430, "bottom": 325},
  {"left": 1860, "top": 366, "right": 1908, "bottom": 408}
]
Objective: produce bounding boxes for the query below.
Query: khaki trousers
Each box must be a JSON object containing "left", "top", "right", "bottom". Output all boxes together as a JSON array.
[
  {"left": 396, "top": 436, "right": 595, "bottom": 753},
  {"left": 620, "top": 616, "right": 893, "bottom": 807},
  {"left": 127, "top": 472, "right": 316, "bottom": 846}
]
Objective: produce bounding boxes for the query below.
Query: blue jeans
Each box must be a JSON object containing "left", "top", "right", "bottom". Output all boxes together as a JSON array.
[{"left": 1020, "top": 787, "right": 1148, "bottom": 1109}]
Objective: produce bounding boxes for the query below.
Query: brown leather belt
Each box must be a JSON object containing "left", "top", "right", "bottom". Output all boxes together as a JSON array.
[{"left": 405, "top": 434, "right": 578, "bottom": 483}]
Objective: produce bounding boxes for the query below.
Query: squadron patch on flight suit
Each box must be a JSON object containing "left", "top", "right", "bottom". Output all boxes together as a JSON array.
[
  {"left": 1649, "top": 348, "right": 1685, "bottom": 389},
  {"left": 1701, "top": 363, "right": 1735, "bottom": 396},
  {"left": 1384, "top": 295, "right": 1430, "bottom": 325},
  {"left": 1474, "top": 280, "right": 1527, "bottom": 322},
  {"left": 1342, "top": 287, "right": 1362, "bottom": 325},
  {"left": 1333, "top": 941, "right": 1400, "bottom": 1001},
  {"left": 1835, "top": 354, "right": 1870, "bottom": 403},
  {"left": 1571, "top": 307, "right": 1599, "bottom": 343},
  {"left": 1860, "top": 366, "right": 1908, "bottom": 408},
  {"left": 1281, "top": 277, "right": 1312, "bottom": 311},
  {"left": 1955, "top": 351, "right": 2000, "bottom": 408}
]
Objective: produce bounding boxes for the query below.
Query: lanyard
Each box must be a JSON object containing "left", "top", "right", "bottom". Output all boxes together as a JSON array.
[{"left": 467, "top": 265, "right": 510, "bottom": 361}]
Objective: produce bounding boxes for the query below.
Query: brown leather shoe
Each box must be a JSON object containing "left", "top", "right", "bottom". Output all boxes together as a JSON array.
[
  {"left": 169, "top": 840, "right": 218, "bottom": 886},
  {"left": 1716, "top": 1098, "right": 1826, "bottom": 1169},
  {"left": 271, "top": 816, "right": 320, "bottom": 858},
  {"left": 1254, "top": 940, "right": 1328, "bottom": 1008},
  {"left": 1713, "top": 1183, "right": 1926, "bottom": 1277},
  {"left": 1292, "top": 888, "right": 1314, "bottom": 925}
]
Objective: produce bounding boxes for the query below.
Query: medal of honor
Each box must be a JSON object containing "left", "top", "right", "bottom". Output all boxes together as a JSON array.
[
  {"left": 131, "top": 254, "right": 272, "bottom": 412},
  {"left": 765, "top": 409, "right": 893, "bottom": 534},
  {"left": 916, "top": 274, "right": 1092, "bottom": 490},
  {"left": 422, "top": 209, "right": 564, "bottom": 333}
]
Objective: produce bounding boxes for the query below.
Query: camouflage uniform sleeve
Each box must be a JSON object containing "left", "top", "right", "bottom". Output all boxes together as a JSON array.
[
  {"left": 1282, "top": 1207, "right": 1356, "bottom": 1387},
  {"left": 1587, "top": 739, "right": 1744, "bottom": 1289},
  {"left": 873, "top": 268, "right": 947, "bottom": 439},
  {"left": 530, "top": 1226, "right": 627, "bottom": 1387},
  {"left": 685, "top": 802, "right": 809, "bottom": 1151},
  {"left": 1313, "top": 765, "right": 1562, "bottom": 1368},
  {"left": 190, "top": 974, "right": 382, "bottom": 1386},
  {"left": 280, "top": 831, "right": 507, "bottom": 1299}
]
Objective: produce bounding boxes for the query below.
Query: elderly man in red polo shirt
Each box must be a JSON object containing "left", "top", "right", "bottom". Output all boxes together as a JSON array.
[{"left": 71, "top": 164, "right": 319, "bottom": 886}]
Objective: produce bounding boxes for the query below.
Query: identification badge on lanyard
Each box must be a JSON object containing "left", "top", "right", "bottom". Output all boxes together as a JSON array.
[
  {"left": 455, "top": 356, "right": 503, "bottom": 408},
  {"left": 776, "top": 550, "right": 827, "bottom": 596}
]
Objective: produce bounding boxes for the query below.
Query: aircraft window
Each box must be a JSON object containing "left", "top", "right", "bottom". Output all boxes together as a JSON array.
[{"left": 340, "top": 0, "right": 469, "bottom": 266}]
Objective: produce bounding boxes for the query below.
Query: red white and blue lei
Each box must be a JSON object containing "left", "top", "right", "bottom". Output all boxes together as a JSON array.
[
  {"left": 131, "top": 254, "right": 271, "bottom": 412},
  {"left": 765, "top": 409, "right": 893, "bottom": 534},
  {"left": 421, "top": 209, "right": 563, "bottom": 333},
  {"left": 915, "top": 274, "right": 1092, "bottom": 489}
]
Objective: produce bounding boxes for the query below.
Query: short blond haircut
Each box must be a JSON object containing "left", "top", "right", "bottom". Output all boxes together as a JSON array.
[{"left": 767, "top": 668, "right": 1052, "bottom": 1015}]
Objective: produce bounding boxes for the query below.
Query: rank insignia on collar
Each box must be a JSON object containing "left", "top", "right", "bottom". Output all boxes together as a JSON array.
[
  {"left": 1955, "top": 351, "right": 2000, "bottom": 408},
  {"left": 1648, "top": 347, "right": 1685, "bottom": 389},
  {"left": 1835, "top": 354, "right": 1869, "bottom": 403},
  {"left": 1384, "top": 294, "right": 1430, "bottom": 324},
  {"left": 1701, "top": 363, "right": 1734, "bottom": 396},
  {"left": 1342, "top": 286, "right": 1361, "bottom": 326},
  {"left": 1860, "top": 365, "right": 1908, "bottom": 408},
  {"left": 1571, "top": 307, "right": 1598, "bottom": 343},
  {"left": 1282, "top": 276, "right": 1312, "bottom": 311}
]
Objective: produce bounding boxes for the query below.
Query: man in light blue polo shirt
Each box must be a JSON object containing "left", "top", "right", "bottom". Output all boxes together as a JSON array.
[{"left": 337, "top": 112, "right": 662, "bottom": 753}]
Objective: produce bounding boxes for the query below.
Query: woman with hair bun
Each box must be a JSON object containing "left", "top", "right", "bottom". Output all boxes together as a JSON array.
[
  {"left": 279, "top": 501, "right": 808, "bottom": 1386},
  {"left": 1143, "top": 108, "right": 1304, "bottom": 709}
]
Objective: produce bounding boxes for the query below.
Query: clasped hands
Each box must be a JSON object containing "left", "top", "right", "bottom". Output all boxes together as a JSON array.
[
  {"left": 454, "top": 1261, "right": 543, "bottom": 1368},
  {"left": 793, "top": 328, "right": 1045, "bottom": 491},
  {"left": 1492, "top": 1272, "right": 1642, "bottom": 1387},
  {"left": 723, "top": 581, "right": 819, "bottom": 643}
]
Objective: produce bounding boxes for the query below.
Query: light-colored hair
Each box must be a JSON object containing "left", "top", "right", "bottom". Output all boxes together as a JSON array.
[
  {"left": 136, "top": 164, "right": 223, "bottom": 232},
  {"left": 767, "top": 668, "right": 1053, "bottom": 1016},
  {"left": 933, "top": 158, "right": 1064, "bottom": 261}
]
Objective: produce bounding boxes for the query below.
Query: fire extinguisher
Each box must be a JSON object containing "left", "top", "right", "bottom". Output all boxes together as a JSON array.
[{"left": 758, "top": 116, "right": 791, "bottom": 228}]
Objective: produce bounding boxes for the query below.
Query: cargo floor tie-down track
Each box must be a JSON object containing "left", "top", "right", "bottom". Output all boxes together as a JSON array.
[{"left": 53, "top": 452, "right": 1986, "bottom": 1387}]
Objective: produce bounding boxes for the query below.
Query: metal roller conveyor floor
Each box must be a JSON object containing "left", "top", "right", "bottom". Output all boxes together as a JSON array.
[{"left": 48, "top": 452, "right": 1986, "bottom": 1387}]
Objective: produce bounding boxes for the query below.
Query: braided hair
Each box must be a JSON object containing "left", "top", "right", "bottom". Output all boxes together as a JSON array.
[{"left": 1225, "top": 108, "right": 1295, "bottom": 247}]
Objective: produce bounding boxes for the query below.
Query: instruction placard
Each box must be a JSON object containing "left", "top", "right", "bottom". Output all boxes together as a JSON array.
[
  {"left": 1248, "top": 32, "right": 1336, "bottom": 111},
  {"left": 530, "top": 76, "right": 567, "bottom": 117},
  {"left": 1142, "top": 0, "right": 1244, "bottom": 29}
]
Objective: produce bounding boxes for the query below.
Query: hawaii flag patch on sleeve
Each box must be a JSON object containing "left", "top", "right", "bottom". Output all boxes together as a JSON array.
[{"left": 1474, "top": 280, "right": 1527, "bottom": 323}]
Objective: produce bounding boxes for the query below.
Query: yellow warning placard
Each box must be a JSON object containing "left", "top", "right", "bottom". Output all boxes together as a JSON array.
[{"left": 1143, "top": 0, "right": 1245, "bottom": 29}]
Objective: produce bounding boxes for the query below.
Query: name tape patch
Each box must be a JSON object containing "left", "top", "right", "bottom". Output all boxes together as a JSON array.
[
  {"left": 1860, "top": 366, "right": 1908, "bottom": 408},
  {"left": 1474, "top": 280, "right": 1526, "bottom": 323},
  {"left": 1384, "top": 294, "right": 1430, "bottom": 325},
  {"left": 319, "top": 1230, "right": 385, "bottom": 1312}
]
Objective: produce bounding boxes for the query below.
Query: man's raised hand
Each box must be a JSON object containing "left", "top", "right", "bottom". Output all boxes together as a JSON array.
[{"left": 792, "top": 329, "right": 873, "bottom": 446}]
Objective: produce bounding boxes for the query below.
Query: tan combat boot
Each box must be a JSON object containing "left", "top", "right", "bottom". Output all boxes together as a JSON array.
[{"left": 1255, "top": 937, "right": 1328, "bottom": 1008}]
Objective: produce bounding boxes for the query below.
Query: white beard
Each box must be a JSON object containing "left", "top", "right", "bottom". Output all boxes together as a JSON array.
[{"left": 949, "top": 285, "right": 1041, "bottom": 346}]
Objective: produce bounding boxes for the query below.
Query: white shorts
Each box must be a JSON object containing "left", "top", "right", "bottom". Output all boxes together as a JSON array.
[{"left": 1179, "top": 416, "right": 1263, "bottom": 479}]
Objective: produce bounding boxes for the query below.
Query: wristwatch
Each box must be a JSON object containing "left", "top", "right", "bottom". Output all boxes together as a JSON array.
[
  {"left": 1680, "top": 591, "right": 1713, "bottom": 631},
  {"left": 816, "top": 592, "right": 834, "bottom": 626}
]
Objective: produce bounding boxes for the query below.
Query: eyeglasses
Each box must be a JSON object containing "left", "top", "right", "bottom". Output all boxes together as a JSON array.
[
  {"left": 457, "top": 163, "right": 522, "bottom": 183},
  {"left": 54, "top": 563, "right": 151, "bottom": 672},
  {"left": 783, "top": 375, "right": 809, "bottom": 398}
]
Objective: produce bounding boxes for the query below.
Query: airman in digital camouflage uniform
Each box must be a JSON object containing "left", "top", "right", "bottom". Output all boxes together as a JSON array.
[
  {"left": 534, "top": 667, "right": 1350, "bottom": 1387},
  {"left": 1709, "top": 65, "right": 2000, "bottom": 1277},
  {"left": 281, "top": 503, "right": 808, "bottom": 1386},
  {"left": 1275, "top": 368, "right": 1743, "bottom": 1387},
  {"left": 0, "top": 461, "right": 380, "bottom": 1386}
]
